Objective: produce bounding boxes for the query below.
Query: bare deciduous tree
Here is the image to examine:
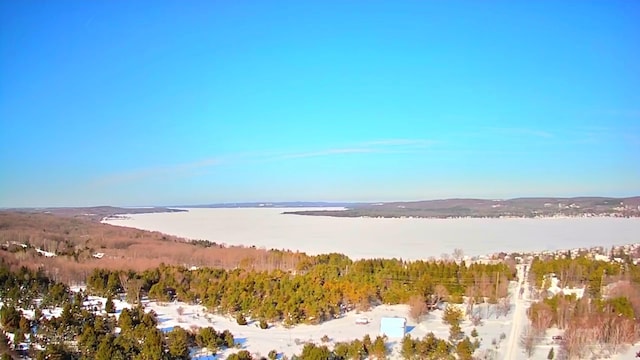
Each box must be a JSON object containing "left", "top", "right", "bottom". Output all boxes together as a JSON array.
[
  {"left": 498, "top": 296, "right": 511, "bottom": 318},
  {"left": 519, "top": 325, "right": 537, "bottom": 358},
  {"left": 556, "top": 296, "right": 573, "bottom": 330},
  {"left": 408, "top": 295, "right": 428, "bottom": 322},
  {"left": 497, "top": 274, "right": 510, "bottom": 298},
  {"left": 434, "top": 284, "right": 449, "bottom": 304},
  {"left": 125, "top": 278, "right": 143, "bottom": 304},
  {"left": 562, "top": 324, "right": 591, "bottom": 360},
  {"left": 530, "top": 302, "right": 553, "bottom": 333},
  {"left": 465, "top": 285, "right": 476, "bottom": 318},
  {"left": 470, "top": 312, "right": 483, "bottom": 326},
  {"left": 452, "top": 248, "right": 464, "bottom": 262},
  {"left": 119, "top": 272, "right": 129, "bottom": 294},
  {"left": 605, "top": 317, "right": 636, "bottom": 354}
]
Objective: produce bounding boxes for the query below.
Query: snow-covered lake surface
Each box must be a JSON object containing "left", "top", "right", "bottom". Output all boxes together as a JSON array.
[{"left": 103, "top": 208, "right": 640, "bottom": 260}]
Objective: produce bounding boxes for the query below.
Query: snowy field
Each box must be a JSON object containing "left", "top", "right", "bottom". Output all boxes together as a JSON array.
[
  {"left": 103, "top": 208, "right": 640, "bottom": 260},
  {"left": 8, "top": 279, "right": 639, "bottom": 360},
  {"left": 149, "top": 300, "right": 512, "bottom": 359}
]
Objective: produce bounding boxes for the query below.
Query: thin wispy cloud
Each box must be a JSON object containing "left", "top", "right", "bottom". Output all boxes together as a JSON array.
[
  {"left": 93, "top": 138, "right": 435, "bottom": 187},
  {"left": 488, "top": 127, "right": 554, "bottom": 138},
  {"left": 361, "top": 139, "right": 435, "bottom": 147},
  {"left": 272, "top": 138, "right": 435, "bottom": 160},
  {"left": 92, "top": 157, "right": 223, "bottom": 187},
  {"left": 278, "top": 148, "right": 374, "bottom": 160}
]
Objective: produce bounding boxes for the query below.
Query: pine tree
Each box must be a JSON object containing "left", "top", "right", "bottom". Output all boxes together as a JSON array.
[
  {"left": 105, "top": 295, "right": 115, "bottom": 314},
  {"left": 167, "top": 327, "right": 190, "bottom": 360},
  {"left": 401, "top": 336, "right": 416, "bottom": 360},
  {"left": 118, "top": 308, "right": 132, "bottom": 331},
  {"left": 60, "top": 303, "right": 73, "bottom": 327},
  {"left": 195, "top": 327, "right": 218, "bottom": 351},
  {"left": 95, "top": 335, "right": 114, "bottom": 360},
  {"left": 443, "top": 305, "right": 463, "bottom": 327},
  {"left": 138, "top": 327, "right": 164, "bottom": 360},
  {"left": 222, "top": 329, "right": 235, "bottom": 348},
  {"left": 456, "top": 337, "right": 474, "bottom": 360},
  {"left": 236, "top": 313, "right": 247, "bottom": 325},
  {"left": 227, "top": 350, "right": 253, "bottom": 360},
  {"left": 78, "top": 325, "right": 99, "bottom": 356},
  {"left": 106, "top": 272, "right": 120, "bottom": 295},
  {"left": 371, "top": 335, "right": 387, "bottom": 359},
  {"left": 268, "top": 350, "right": 278, "bottom": 360},
  {"left": 0, "top": 305, "right": 22, "bottom": 332},
  {"left": 0, "top": 330, "right": 17, "bottom": 358},
  {"left": 300, "top": 343, "right": 331, "bottom": 360}
]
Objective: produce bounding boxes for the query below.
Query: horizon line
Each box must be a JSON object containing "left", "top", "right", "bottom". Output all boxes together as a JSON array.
[{"left": 2, "top": 194, "right": 639, "bottom": 210}]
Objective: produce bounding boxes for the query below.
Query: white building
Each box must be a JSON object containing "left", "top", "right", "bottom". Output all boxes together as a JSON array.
[{"left": 380, "top": 317, "right": 406, "bottom": 338}]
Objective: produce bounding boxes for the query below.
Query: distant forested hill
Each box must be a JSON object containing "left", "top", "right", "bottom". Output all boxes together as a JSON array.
[
  {"left": 3, "top": 206, "right": 185, "bottom": 222},
  {"left": 283, "top": 196, "right": 640, "bottom": 218}
]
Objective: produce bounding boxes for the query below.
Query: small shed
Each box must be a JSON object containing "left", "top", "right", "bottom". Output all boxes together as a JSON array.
[{"left": 380, "top": 317, "right": 406, "bottom": 338}]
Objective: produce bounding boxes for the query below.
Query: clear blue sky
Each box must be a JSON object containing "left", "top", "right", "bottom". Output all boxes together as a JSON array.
[{"left": 1, "top": 1, "right": 639, "bottom": 207}]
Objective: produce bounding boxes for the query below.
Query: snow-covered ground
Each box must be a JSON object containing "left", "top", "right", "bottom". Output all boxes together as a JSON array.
[
  {"left": 102, "top": 208, "right": 640, "bottom": 260},
  {"left": 112, "top": 297, "right": 519, "bottom": 359},
  {"left": 501, "top": 267, "right": 640, "bottom": 360},
  {"left": 1, "top": 284, "right": 527, "bottom": 359},
  {"left": 7, "top": 273, "right": 639, "bottom": 359}
]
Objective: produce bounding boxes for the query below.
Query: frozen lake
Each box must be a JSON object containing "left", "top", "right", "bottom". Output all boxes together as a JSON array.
[{"left": 103, "top": 208, "right": 640, "bottom": 260}]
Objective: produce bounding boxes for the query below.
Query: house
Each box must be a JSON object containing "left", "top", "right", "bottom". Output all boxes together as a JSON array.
[{"left": 380, "top": 317, "right": 406, "bottom": 338}]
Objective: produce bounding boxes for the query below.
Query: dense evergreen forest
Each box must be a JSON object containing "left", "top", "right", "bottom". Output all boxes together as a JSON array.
[
  {"left": 3, "top": 247, "right": 640, "bottom": 359},
  {"left": 86, "top": 254, "right": 514, "bottom": 325},
  {"left": 0, "top": 260, "right": 243, "bottom": 359},
  {"left": 0, "top": 254, "right": 505, "bottom": 359}
]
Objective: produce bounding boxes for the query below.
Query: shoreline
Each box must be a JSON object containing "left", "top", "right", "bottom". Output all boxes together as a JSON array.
[{"left": 102, "top": 208, "right": 640, "bottom": 261}]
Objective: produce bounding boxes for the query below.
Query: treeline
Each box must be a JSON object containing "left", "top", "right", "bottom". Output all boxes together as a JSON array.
[
  {"left": 527, "top": 292, "right": 640, "bottom": 359},
  {"left": 0, "top": 262, "right": 69, "bottom": 309},
  {"left": 270, "top": 332, "right": 476, "bottom": 360},
  {"left": 86, "top": 255, "right": 514, "bottom": 325},
  {"left": 526, "top": 256, "right": 640, "bottom": 359},
  {"left": 0, "top": 259, "right": 240, "bottom": 360},
  {"left": 529, "top": 293, "right": 638, "bottom": 330},
  {"left": 0, "top": 257, "right": 487, "bottom": 360},
  {"left": 529, "top": 255, "right": 640, "bottom": 297},
  {"left": 291, "top": 334, "right": 388, "bottom": 360},
  {"left": 1, "top": 252, "right": 505, "bottom": 359}
]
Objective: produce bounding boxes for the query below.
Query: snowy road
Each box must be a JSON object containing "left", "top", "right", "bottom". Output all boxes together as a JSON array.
[{"left": 504, "top": 264, "right": 530, "bottom": 360}]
